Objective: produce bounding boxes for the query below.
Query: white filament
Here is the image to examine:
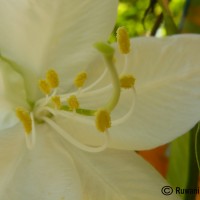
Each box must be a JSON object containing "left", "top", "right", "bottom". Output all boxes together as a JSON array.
[
  {"left": 83, "top": 68, "right": 108, "bottom": 92},
  {"left": 43, "top": 116, "right": 109, "bottom": 153},
  {"left": 120, "top": 55, "right": 129, "bottom": 74},
  {"left": 35, "top": 88, "right": 58, "bottom": 108}
]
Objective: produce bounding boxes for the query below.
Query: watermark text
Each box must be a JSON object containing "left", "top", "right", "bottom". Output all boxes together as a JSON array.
[{"left": 161, "top": 186, "right": 199, "bottom": 196}]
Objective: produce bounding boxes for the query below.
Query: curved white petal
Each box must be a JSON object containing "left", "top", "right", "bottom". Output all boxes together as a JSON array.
[
  {"left": 0, "top": 126, "right": 25, "bottom": 197},
  {"left": 1, "top": 124, "right": 82, "bottom": 200},
  {"left": 55, "top": 34, "right": 200, "bottom": 150},
  {"left": 0, "top": 58, "right": 28, "bottom": 107},
  {"left": 110, "top": 34, "right": 200, "bottom": 150},
  {"left": 60, "top": 141, "right": 180, "bottom": 200},
  {"left": 0, "top": 59, "right": 28, "bottom": 130},
  {"left": 0, "top": 0, "right": 118, "bottom": 100},
  {"left": 0, "top": 98, "right": 18, "bottom": 130}
]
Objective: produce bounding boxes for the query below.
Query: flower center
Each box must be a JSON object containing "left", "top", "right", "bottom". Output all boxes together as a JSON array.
[{"left": 15, "top": 27, "right": 136, "bottom": 152}]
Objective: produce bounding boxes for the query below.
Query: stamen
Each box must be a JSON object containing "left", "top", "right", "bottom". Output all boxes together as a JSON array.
[
  {"left": 67, "top": 95, "right": 79, "bottom": 110},
  {"left": 15, "top": 107, "right": 32, "bottom": 134},
  {"left": 51, "top": 95, "right": 61, "bottom": 109},
  {"left": 46, "top": 69, "right": 59, "bottom": 88},
  {"left": 95, "top": 109, "right": 111, "bottom": 132},
  {"left": 120, "top": 74, "right": 136, "bottom": 89},
  {"left": 39, "top": 80, "right": 51, "bottom": 95},
  {"left": 74, "top": 72, "right": 87, "bottom": 88},
  {"left": 116, "top": 27, "right": 130, "bottom": 54}
]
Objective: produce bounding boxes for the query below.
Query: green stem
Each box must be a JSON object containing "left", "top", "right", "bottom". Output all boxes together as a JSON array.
[
  {"left": 104, "top": 55, "right": 121, "bottom": 112},
  {"left": 61, "top": 105, "right": 95, "bottom": 116},
  {"left": 157, "top": 0, "right": 178, "bottom": 35},
  {"left": 94, "top": 42, "right": 121, "bottom": 113}
]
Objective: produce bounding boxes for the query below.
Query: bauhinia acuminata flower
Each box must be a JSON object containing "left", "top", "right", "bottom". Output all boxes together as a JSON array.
[{"left": 0, "top": 1, "right": 200, "bottom": 200}]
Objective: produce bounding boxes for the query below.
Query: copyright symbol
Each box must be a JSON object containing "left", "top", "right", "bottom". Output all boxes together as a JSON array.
[{"left": 161, "top": 186, "right": 173, "bottom": 195}]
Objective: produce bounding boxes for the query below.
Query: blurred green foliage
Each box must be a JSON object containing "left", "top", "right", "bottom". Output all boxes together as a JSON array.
[{"left": 110, "top": 0, "right": 185, "bottom": 41}]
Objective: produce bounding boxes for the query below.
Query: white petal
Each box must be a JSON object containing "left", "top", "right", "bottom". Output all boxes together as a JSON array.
[
  {"left": 55, "top": 34, "right": 200, "bottom": 150},
  {"left": 0, "top": 59, "right": 28, "bottom": 129},
  {"left": 62, "top": 142, "right": 180, "bottom": 200},
  {"left": 0, "top": 58, "right": 28, "bottom": 107},
  {"left": 0, "top": 98, "right": 18, "bottom": 130},
  {"left": 111, "top": 34, "right": 200, "bottom": 150},
  {"left": 0, "top": 126, "right": 25, "bottom": 195},
  {"left": 54, "top": 116, "right": 104, "bottom": 150},
  {"left": 0, "top": 0, "right": 118, "bottom": 100},
  {"left": 1, "top": 124, "right": 82, "bottom": 200}
]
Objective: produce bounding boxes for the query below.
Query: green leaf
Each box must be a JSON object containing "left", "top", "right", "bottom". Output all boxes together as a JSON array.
[
  {"left": 162, "top": 14, "right": 178, "bottom": 35},
  {"left": 167, "top": 126, "right": 199, "bottom": 200},
  {"left": 195, "top": 123, "right": 200, "bottom": 170},
  {"left": 157, "top": 0, "right": 178, "bottom": 35}
]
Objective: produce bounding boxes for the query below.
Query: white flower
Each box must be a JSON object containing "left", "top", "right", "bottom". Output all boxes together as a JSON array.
[{"left": 0, "top": 1, "right": 200, "bottom": 200}]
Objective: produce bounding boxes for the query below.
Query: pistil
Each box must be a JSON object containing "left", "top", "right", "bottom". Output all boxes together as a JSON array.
[{"left": 94, "top": 42, "right": 121, "bottom": 112}]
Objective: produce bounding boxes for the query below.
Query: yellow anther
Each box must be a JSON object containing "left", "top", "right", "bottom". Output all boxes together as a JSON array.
[
  {"left": 74, "top": 72, "right": 87, "bottom": 88},
  {"left": 95, "top": 109, "right": 111, "bottom": 133},
  {"left": 67, "top": 95, "right": 79, "bottom": 110},
  {"left": 16, "top": 107, "right": 32, "bottom": 134},
  {"left": 112, "top": 57, "right": 116, "bottom": 63},
  {"left": 46, "top": 69, "right": 59, "bottom": 88},
  {"left": 51, "top": 96, "right": 61, "bottom": 109},
  {"left": 39, "top": 79, "right": 51, "bottom": 95},
  {"left": 116, "top": 27, "right": 130, "bottom": 54},
  {"left": 120, "top": 75, "right": 135, "bottom": 89}
]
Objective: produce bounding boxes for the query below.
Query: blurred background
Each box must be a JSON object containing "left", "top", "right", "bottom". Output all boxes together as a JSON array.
[{"left": 111, "top": 0, "right": 200, "bottom": 39}]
